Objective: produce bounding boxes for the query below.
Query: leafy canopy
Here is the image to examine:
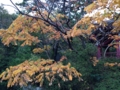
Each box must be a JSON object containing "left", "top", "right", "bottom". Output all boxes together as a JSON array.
[
  {"left": 0, "top": 0, "right": 120, "bottom": 89},
  {"left": 0, "top": 59, "right": 82, "bottom": 88}
]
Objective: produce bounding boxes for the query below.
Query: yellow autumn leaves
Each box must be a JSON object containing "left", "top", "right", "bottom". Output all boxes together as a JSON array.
[
  {"left": 90, "top": 57, "right": 99, "bottom": 66},
  {"left": 33, "top": 45, "right": 51, "bottom": 54},
  {"left": 104, "top": 62, "right": 120, "bottom": 67},
  {"left": 70, "top": 0, "right": 120, "bottom": 40},
  {"left": 0, "top": 15, "right": 41, "bottom": 46},
  {"left": 0, "top": 59, "right": 82, "bottom": 88},
  {"left": 0, "top": 14, "right": 64, "bottom": 46}
]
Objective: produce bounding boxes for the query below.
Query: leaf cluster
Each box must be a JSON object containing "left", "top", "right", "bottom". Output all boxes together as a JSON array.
[
  {"left": 70, "top": 0, "right": 120, "bottom": 44},
  {"left": 0, "top": 59, "right": 82, "bottom": 88}
]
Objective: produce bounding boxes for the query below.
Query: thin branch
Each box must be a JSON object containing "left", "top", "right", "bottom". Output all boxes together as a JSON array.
[
  {"left": 47, "top": 0, "right": 55, "bottom": 20},
  {"left": 10, "top": 0, "right": 44, "bottom": 20},
  {"left": 37, "top": 0, "right": 67, "bottom": 34},
  {"left": 104, "top": 39, "right": 114, "bottom": 57}
]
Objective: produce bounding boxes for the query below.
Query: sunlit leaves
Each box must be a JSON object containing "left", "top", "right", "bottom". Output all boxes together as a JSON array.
[
  {"left": 104, "top": 62, "right": 119, "bottom": 67},
  {"left": 0, "top": 15, "right": 40, "bottom": 46},
  {"left": 0, "top": 59, "right": 82, "bottom": 88},
  {"left": 112, "top": 18, "right": 120, "bottom": 33},
  {"left": 84, "top": 2, "right": 97, "bottom": 13},
  {"left": 90, "top": 57, "right": 99, "bottom": 66},
  {"left": 33, "top": 48, "right": 45, "bottom": 53},
  {"left": 0, "top": 14, "right": 64, "bottom": 46},
  {"left": 70, "top": 0, "right": 120, "bottom": 43},
  {"left": 33, "top": 45, "right": 51, "bottom": 54}
]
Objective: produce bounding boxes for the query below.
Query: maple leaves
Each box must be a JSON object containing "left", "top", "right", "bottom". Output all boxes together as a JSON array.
[
  {"left": 0, "top": 59, "right": 82, "bottom": 88},
  {"left": 69, "top": 0, "right": 120, "bottom": 53},
  {"left": 90, "top": 57, "right": 99, "bottom": 66},
  {"left": 33, "top": 45, "right": 51, "bottom": 54},
  {"left": 0, "top": 15, "right": 40, "bottom": 46},
  {"left": 0, "top": 0, "right": 120, "bottom": 89},
  {"left": 112, "top": 18, "right": 120, "bottom": 33},
  {"left": 0, "top": 14, "right": 65, "bottom": 46},
  {"left": 70, "top": 0, "right": 120, "bottom": 38}
]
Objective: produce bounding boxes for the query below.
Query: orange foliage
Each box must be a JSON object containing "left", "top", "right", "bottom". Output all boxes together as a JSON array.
[
  {"left": 0, "top": 15, "right": 65, "bottom": 46},
  {"left": 0, "top": 59, "right": 82, "bottom": 88},
  {"left": 33, "top": 48, "right": 45, "bottom": 53},
  {"left": 69, "top": 0, "right": 120, "bottom": 43},
  {"left": 0, "top": 0, "right": 120, "bottom": 88},
  {"left": 104, "top": 62, "right": 118, "bottom": 67},
  {"left": 90, "top": 57, "right": 99, "bottom": 66}
]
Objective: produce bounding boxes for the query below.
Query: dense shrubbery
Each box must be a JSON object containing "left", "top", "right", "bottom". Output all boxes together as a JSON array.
[
  {"left": 94, "top": 57, "right": 120, "bottom": 90},
  {"left": 0, "top": 44, "right": 34, "bottom": 90}
]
